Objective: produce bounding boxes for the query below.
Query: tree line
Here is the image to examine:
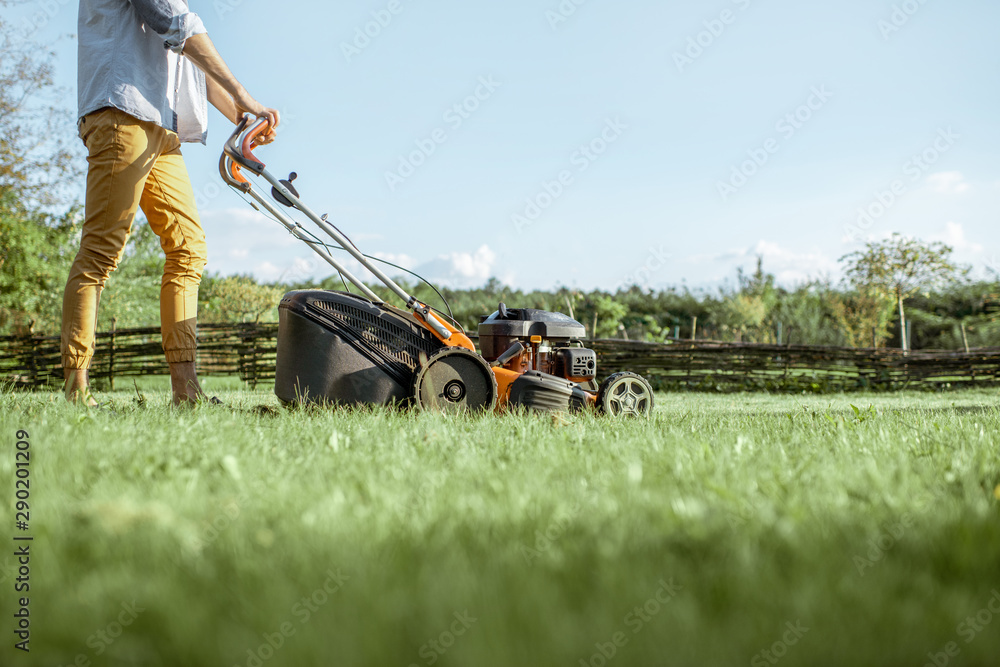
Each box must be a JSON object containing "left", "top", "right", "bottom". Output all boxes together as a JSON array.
[{"left": 4, "top": 211, "right": 997, "bottom": 353}]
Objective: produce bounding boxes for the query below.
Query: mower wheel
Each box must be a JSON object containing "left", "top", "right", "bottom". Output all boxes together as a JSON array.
[
  {"left": 412, "top": 347, "right": 497, "bottom": 414},
  {"left": 597, "top": 372, "right": 654, "bottom": 418}
]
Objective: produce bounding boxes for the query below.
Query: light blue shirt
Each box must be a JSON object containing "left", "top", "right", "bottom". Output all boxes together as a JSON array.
[{"left": 78, "top": 0, "right": 209, "bottom": 143}]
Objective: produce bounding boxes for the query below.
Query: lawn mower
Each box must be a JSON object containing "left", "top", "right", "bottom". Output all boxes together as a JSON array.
[{"left": 221, "top": 114, "right": 654, "bottom": 417}]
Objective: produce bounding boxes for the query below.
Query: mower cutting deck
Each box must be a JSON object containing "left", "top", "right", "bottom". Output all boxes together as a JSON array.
[{"left": 220, "top": 115, "right": 654, "bottom": 417}]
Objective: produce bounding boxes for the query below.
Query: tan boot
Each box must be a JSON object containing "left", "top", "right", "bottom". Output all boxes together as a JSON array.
[
  {"left": 64, "top": 369, "right": 98, "bottom": 407},
  {"left": 170, "top": 361, "right": 207, "bottom": 406}
]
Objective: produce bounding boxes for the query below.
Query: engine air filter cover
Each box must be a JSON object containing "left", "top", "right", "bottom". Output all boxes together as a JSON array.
[{"left": 478, "top": 303, "right": 587, "bottom": 360}]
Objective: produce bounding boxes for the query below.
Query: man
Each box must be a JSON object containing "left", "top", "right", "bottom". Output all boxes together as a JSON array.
[{"left": 64, "top": 0, "right": 278, "bottom": 405}]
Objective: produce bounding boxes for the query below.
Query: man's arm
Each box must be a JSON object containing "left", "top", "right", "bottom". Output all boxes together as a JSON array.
[
  {"left": 206, "top": 76, "right": 238, "bottom": 125},
  {"left": 206, "top": 76, "right": 276, "bottom": 145},
  {"left": 183, "top": 33, "right": 279, "bottom": 136}
]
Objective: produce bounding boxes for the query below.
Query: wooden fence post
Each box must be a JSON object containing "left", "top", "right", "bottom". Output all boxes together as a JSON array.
[
  {"left": 25, "top": 320, "right": 39, "bottom": 388},
  {"left": 237, "top": 322, "right": 259, "bottom": 389},
  {"left": 961, "top": 323, "right": 970, "bottom": 353},
  {"left": 690, "top": 316, "right": 697, "bottom": 341},
  {"left": 109, "top": 317, "right": 117, "bottom": 391},
  {"left": 250, "top": 322, "right": 259, "bottom": 389}
]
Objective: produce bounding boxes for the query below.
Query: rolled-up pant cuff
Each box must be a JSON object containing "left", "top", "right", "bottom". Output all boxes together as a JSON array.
[
  {"left": 61, "top": 355, "right": 93, "bottom": 371},
  {"left": 165, "top": 348, "right": 197, "bottom": 364}
]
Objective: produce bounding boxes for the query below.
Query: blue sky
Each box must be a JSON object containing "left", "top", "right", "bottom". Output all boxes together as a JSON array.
[{"left": 9, "top": 0, "right": 1000, "bottom": 291}]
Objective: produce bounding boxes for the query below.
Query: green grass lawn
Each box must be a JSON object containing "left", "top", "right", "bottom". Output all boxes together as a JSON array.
[{"left": 2, "top": 386, "right": 999, "bottom": 666}]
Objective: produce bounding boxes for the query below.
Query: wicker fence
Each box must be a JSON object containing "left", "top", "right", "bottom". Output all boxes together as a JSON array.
[
  {"left": 593, "top": 340, "right": 1000, "bottom": 392},
  {"left": 1, "top": 323, "right": 278, "bottom": 390},
  {"left": 2, "top": 323, "right": 998, "bottom": 392}
]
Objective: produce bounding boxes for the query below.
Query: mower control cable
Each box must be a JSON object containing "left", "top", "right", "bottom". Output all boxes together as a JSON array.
[
  {"left": 304, "top": 237, "right": 460, "bottom": 328},
  {"left": 230, "top": 185, "right": 460, "bottom": 328}
]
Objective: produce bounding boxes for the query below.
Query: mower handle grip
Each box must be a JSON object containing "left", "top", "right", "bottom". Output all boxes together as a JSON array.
[
  {"left": 224, "top": 113, "right": 270, "bottom": 175},
  {"left": 219, "top": 153, "right": 249, "bottom": 191}
]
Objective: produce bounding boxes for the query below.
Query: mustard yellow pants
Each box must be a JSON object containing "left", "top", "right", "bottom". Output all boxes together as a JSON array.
[{"left": 61, "top": 107, "right": 207, "bottom": 369}]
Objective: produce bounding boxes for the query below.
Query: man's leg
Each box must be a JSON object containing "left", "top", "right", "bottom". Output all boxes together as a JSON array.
[
  {"left": 61, "top": 109, "right": 160, "bottom": 404},
  {"left": 138, "top": 138, "right": 209, "bottom": 405}
]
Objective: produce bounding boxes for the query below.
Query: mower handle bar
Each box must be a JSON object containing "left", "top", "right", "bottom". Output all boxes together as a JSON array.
[{"left": 219, "top": 113, "right": 456, "bottom": 343}]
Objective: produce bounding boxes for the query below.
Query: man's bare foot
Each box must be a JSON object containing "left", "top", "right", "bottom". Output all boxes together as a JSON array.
[
  {"left": 64, "top": 369, "right": 98, "bottom": 407},
  {"left": 170, "top": 361, "right": 207, "bottom": 406}
]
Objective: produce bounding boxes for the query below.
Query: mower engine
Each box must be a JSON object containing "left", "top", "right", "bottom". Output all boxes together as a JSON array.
[{"left": 479, "top": 303, "right": 600, "bottom": 412}]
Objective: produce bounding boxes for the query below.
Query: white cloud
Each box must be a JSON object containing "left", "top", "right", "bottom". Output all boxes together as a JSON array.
[
  {"left": 204, "top": 207, "right": 274, "bottom": 230},
  {"left": 685, "top": 240, "right": 838, "bottom": 285},
  {"left": 925, "top": 171, "right": 971, "bottom": 194},
  {"left": 932, "top": 221, "right": 983, "bottom": 254},
  {"left": 686, "top": 247, "right": 747, "bottom": 263},
  {"left": 839, "top": 228, "right": 898, "bottom": 244},
  {"left": 253, "top": 261, "right": 283, "bottom": 282},
  {"left": 750, "top": 241, "right": 838, "bottom": 284},
  {"left": 370, "top": 251, "right": 417, "bottom": 271},
  {"left": 413, "top": 245, "right": 497, "bottom": 288}
]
